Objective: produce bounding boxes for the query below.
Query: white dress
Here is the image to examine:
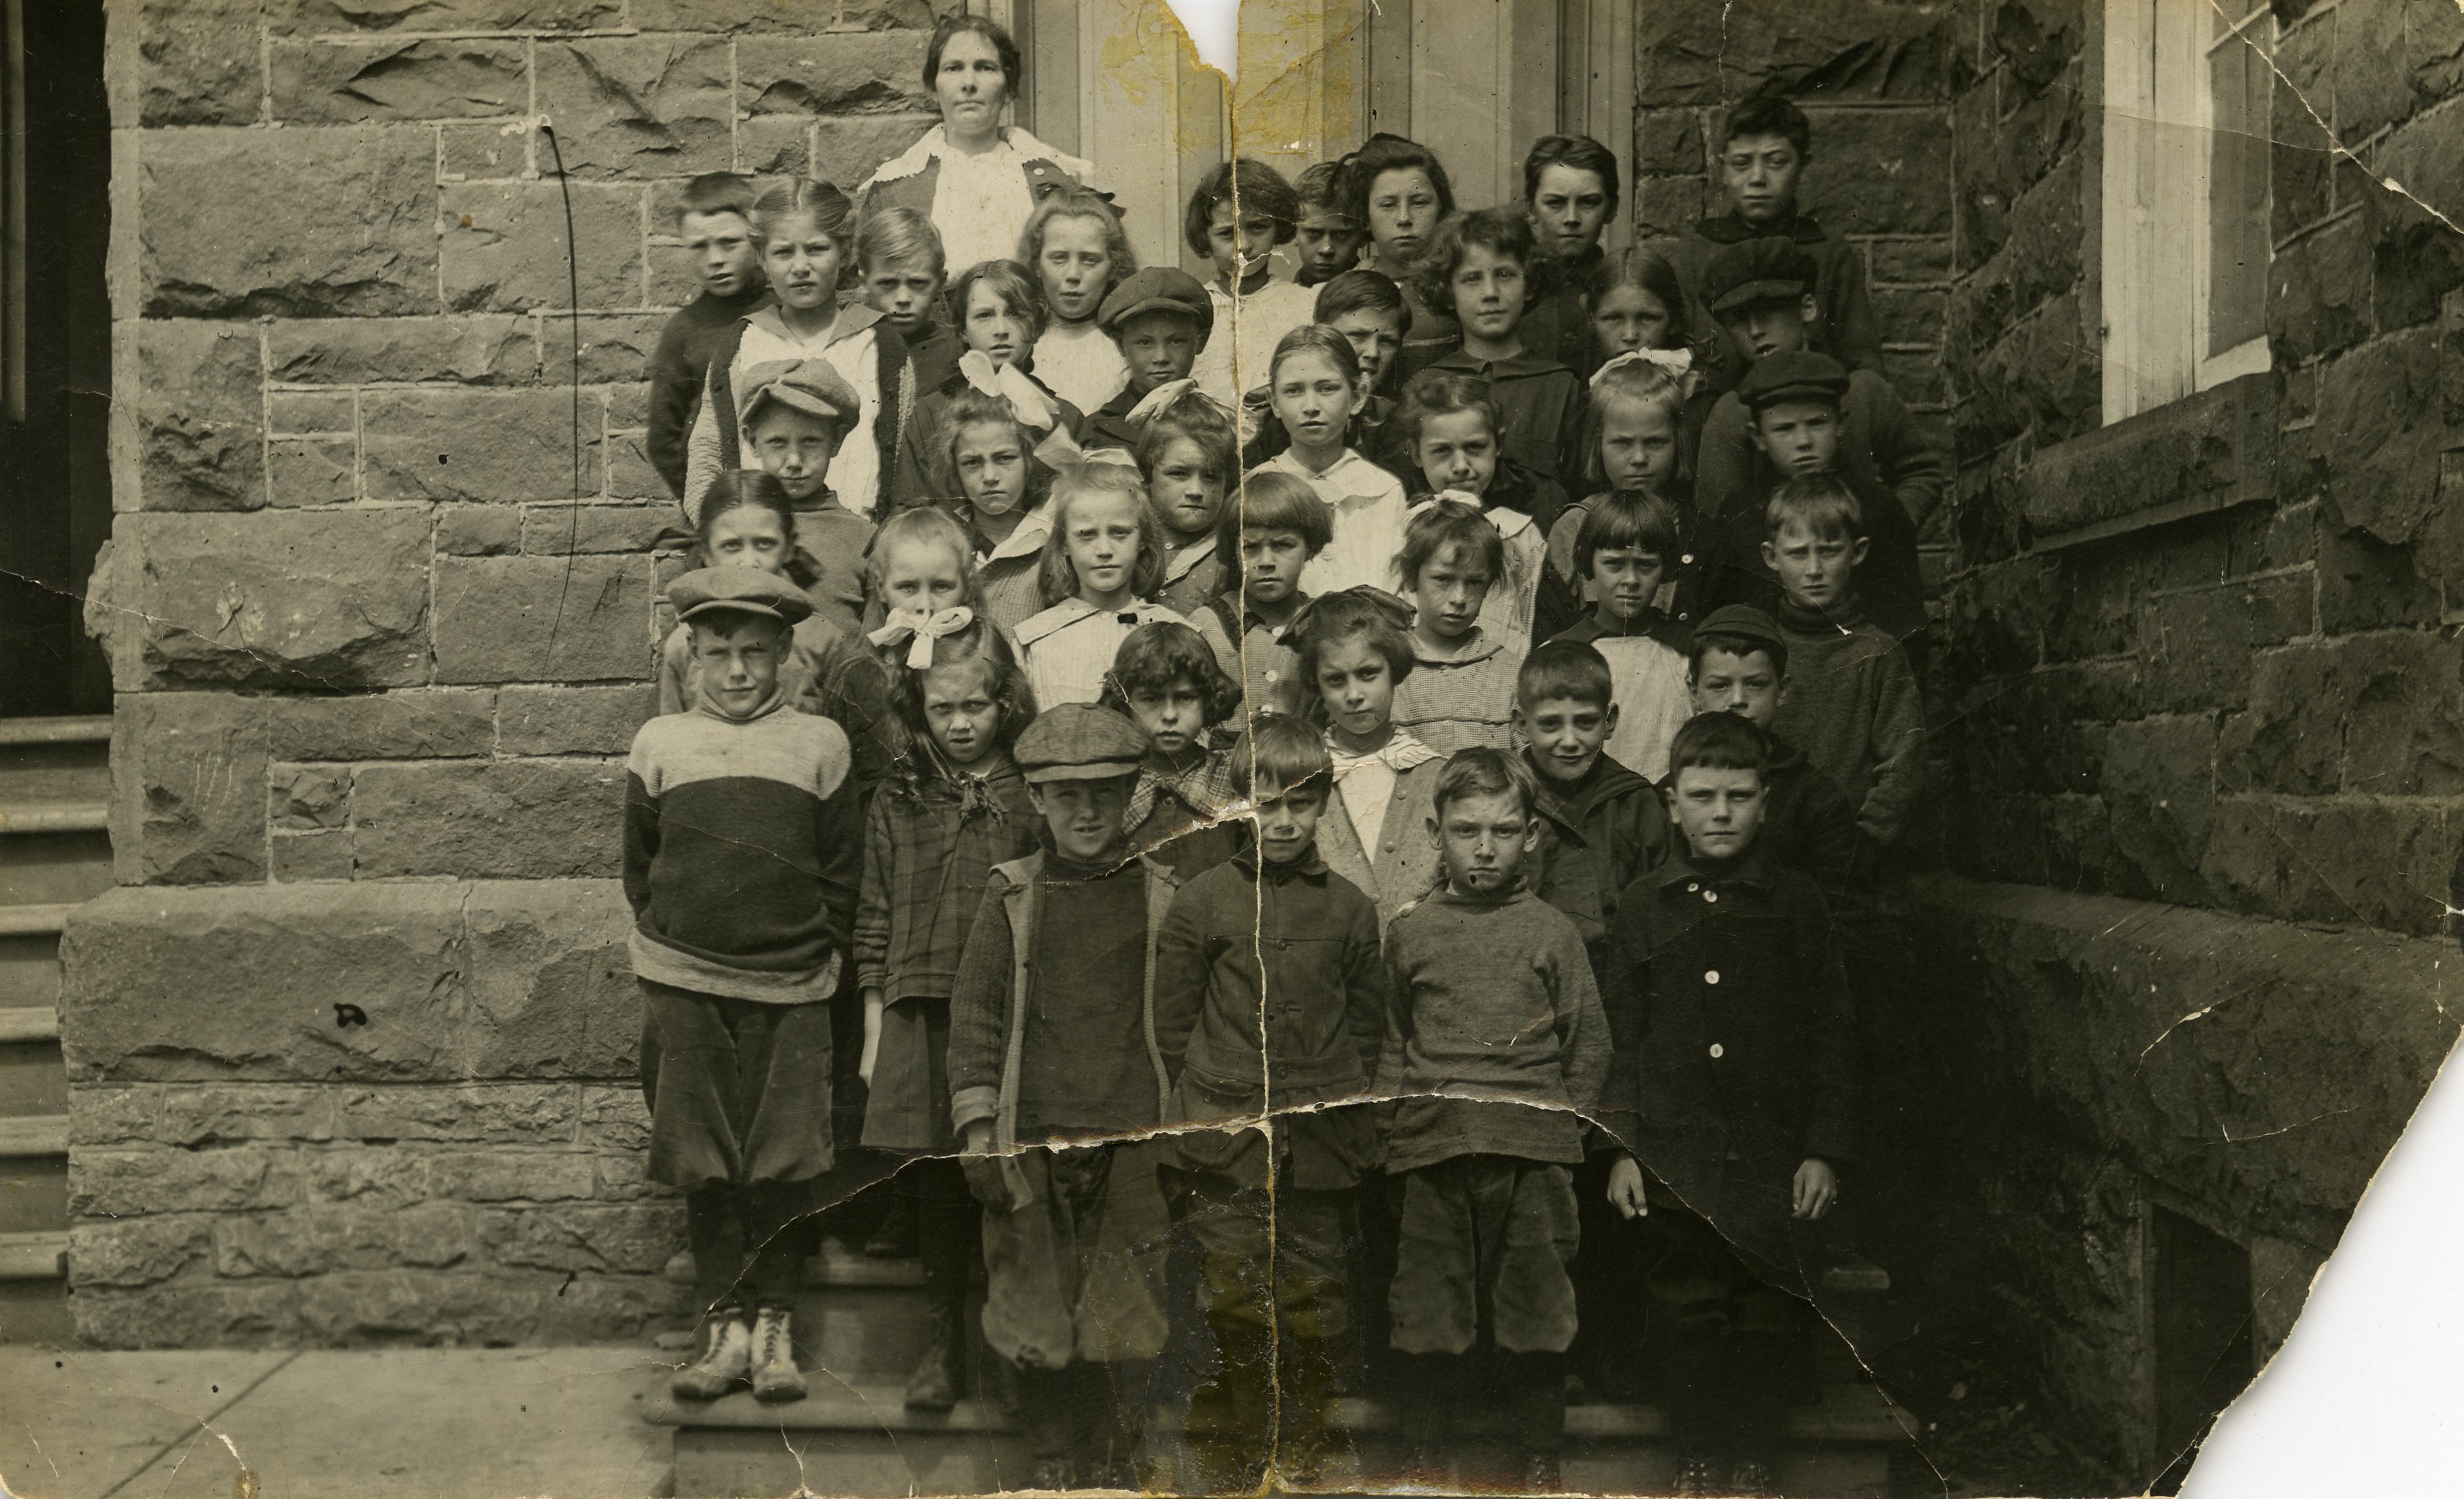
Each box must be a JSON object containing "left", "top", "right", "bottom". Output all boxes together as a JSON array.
[
  {"left": 1259, "top": 450, "right": 1411, "bottom": 597},
  {"left": 1013, "top": 597, "right": 1190, "bottom": 709}
]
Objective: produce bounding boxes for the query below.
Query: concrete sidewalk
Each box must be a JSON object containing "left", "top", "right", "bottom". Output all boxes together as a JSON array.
[{"left": 0, "top": 1344, "right": 673, "bottom": 1499}]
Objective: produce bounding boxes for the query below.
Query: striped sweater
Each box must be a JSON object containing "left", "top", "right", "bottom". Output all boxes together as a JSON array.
[{"left": 623, "top": 691, "right": 863, "bottom": 1004}]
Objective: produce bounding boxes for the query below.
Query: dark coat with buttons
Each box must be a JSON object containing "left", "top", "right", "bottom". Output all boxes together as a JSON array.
[{"left": 1598, "top": 846, "right": 1855, "bottom": 1225}]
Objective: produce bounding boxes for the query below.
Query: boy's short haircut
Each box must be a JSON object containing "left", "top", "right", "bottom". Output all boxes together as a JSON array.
[
  {"left": 1721, "top": 94, "right": 1813, "bottom": 158},
  {"left": 1394, "top": 370, "right": 1500, "bottom": 459},
  {"left": 1688, "top": 627, "right": 1790, "bottom": 683},
  {"left": 1667, "top": 710, "right": 1769, "bottom": 781},
  {"left": 1293, "top": 162, "right": 1354, "bottom": 219},
  {"left": 1521, "top": 134, "right": 1622, "bottom": 214},
  {"left": 1133, "top": 394, "right": 1236, "bottom": 487},
  {"left": 1313, "top": 268, "right": 1412, "bottom": 332},
  {"left": 1573, "top": 489, "right": 1681, "bottom": 579},
  {"left": 1414, "top": 206, "right": 1541, "bottom": 316},
  {"left": 1399, "top": 498, "right": 1504, "bottom": 590},
  {"left": 855, "top": 205, "right": 946, "bottom": 277},
  {"left": 1516, "top": 638, "right": 1615, "bottom": 712},
  {"left": 1236, "top": 712, "right": 1334, "bottom": 798},
  {"left": 1765, "top": 473, "right": 1866, "bottom": 543},
  {"left": 1214, "top": 468, "right": 1333, "bottom": 591},
  {"left": 948, "top": 258, "right": 1050, "bottom": 346},
  {"left": 1038, "top": 462, "right": 1168, "bottom": 607},
  {"left": 1016, "top": 186, "right": 1139, "bottom": 286},
  {"left": 1431, "top": 744, "right": 1538, "bottom": 821},
  {"left": 1098, "top": 619, "right": 1243, "bottom": 728},
  {"left": 680, "top": 172, "right": 757, "bottom": 224},
  {"left": 1182, "top": 159, "right": 1301, "bottom": 259},
  {"left": 1333, "top": 133, "right": 1459, "bottom": 229}
]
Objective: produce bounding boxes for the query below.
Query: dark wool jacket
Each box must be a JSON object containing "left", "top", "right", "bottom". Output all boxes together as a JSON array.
[
  {"left": 1524, "top": 750, "right": 1672, "bottom": 972},
  {"left": 1520, "top": 243, "right": 1608, "bottom": 377},
  {"left": 1416, "top": 346, "right": 1590, "bottom": 494},
  {"left": 648, "top": 284, "right": 774, "bottom": 500},
  {"left": 1670, "top": 209, "right": 1885, "bottom": 391},
  {"left": 1599, "top": 847, "right": 1856, "bottom": 1208},
  {"left": 1537, "top": 487, "right": 1723, "bottom": 646}
]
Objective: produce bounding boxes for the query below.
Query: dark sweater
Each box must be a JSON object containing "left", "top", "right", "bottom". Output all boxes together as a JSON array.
[
  {"left": 1524, "top": 750, "right": 1671, "bottom": 969},
  {"left": 1377, "top": 888, "right": 1611, "bottom": 1173},
  {"left": 1670, "top": 209, "right": 1884, "bottom": 391},
  {"left": 1769, "top": 598, "right": 1926, "bottom": 847},
  {"left": 647, "top": 284, "right": 772, "bottom": 500},
  {"left": 1416, "top": 347, "right": 1589, "bottom": 493},
  {"left": 623, "top": 691, "right": 862, "bottom": 1002}
]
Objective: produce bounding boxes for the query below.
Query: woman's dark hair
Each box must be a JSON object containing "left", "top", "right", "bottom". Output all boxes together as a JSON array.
[
  {"left": 694, "top": 469, "right": 821, "bottom": 590},
  {"left": 1098, "top": 620, "right": 1241, "bottom": 729},
  {"left": 1267, "top": 322, "right": 1363, "bottom": 393},
  {"left": 1574, "top": 489, "right": 1683, "bottom": 579},
  {"left": 1521, "top": 134, "right": 1622, "bottom": 215},
  {"left": 1182, "top": 159, "right": 1301, "bottom": 259},
  {"left": 888, "top": 614, "right": 1039, "bottom": 760},
  {"left": 921, "top": 14, "right": 1022, "bottom": 100},
  {"left": 1333, "top": 134, "right": 1456, "bottom": 232},
  {"left": 748, "top": 179, "right": 859, "bottom": 289}
]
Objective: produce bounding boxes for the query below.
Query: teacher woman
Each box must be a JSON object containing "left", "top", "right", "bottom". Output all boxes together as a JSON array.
[{"left": 860, "top": 14, "right": 1103, "bottom": 278}]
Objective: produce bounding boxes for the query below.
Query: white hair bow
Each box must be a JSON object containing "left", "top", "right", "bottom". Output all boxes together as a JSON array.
[
  {"left": 959, "top": 350, "right": 1085, "bottom": 468},
  {"left": 868, "top": 606, "right": 976, "bottom": 670},
  {"left": 1589, "top": 346, "right": 1695, "bottom": 392},
  {"left": 1122, "top": 378, "right": 1202, "bottom": 428}
]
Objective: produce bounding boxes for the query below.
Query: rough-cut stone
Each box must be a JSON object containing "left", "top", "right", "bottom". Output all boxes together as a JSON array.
[
  {"left": 71, "top": 1146, "right": 307, "bottom": 1218},
  {"left": 432, "top": 554, "right": 655, "bottom": 684},
  {"left": 1800, "top": 107, "right": 1955, "bottom": 237},
  {"left": 142, "top": 126, "right": 438, "bottom": 319},
  {"left": 267, "top": 439, "right": 359, "bottom": 509},
  {"left": 1638, "top": 0, "right": 1948, "bottom": 105},
  {"left": 2097, "top": 714, "right": 2217, "bottom": 905},
  {"left": 735, "top": 116, "right": 813, "bottom": 176},
  {"left": 521, "top": 503, "right": 668, "bottom": 554},
  {"left": 332, "top": 1083, "right": 585, "bottom": 1143},
  {"left": 737, "top": 32, "right": 934, "bottom": 116},
  {"left": 352, "top": 761, "right": 626, "bottom": 880},
  {"left": 1869, "top": 235, "right": 1953, "bottom": 284},
  {"left": 69, "top": 1217, "right": 216, "bottom": 1289},
  {"left": 272, "top": 765, "right": 351, "bottom": 830},
  {"left": 532, "top": 37, "right": 734, "bottom": 180},
  {"left": 2331, "top": 0, "right": 2463, "bottom": 142},
  {"left": 600, "top": 430, "right": 670, "bottom": 503},
  {"left": 72, "top": 1281, "right": 308, "bottom": 1349},
  {"left": 110, "top": 693, "right": 271, "bottom": 886},
  {"left": 267, "top": 316, "right": 539, "bottom": 386},
  {"left": 126, "top": 0, "right": 266, "bottom": 128},
  {"left": 490, "top": 1203, "right": 682, "bottom": 1273},
  {"left": 440, "top": 183, "right": 647, "bottom": 314},
  {"left": 563, "top": 312, "right": 667, "bottom": 385},
  {"left": 156, "top": 1085, "right": 340, "bottom": 1145},
  {"left": 460, "top": 880, "right": 639, "bottom": 1077},
  {"left": 2316, "top": 518, "right": 2440, "bottom": 633},
  {"left": 270, "top": 690, "right": 497, "bottom": 761},
  {"left": 85, "top": 511, "right": 432, "bottom": 691},
  {"left": 2200, "top": 796, "right": 2453, "bottom": 937},
  {"left": 2015, "top": 373, "right": 2274, "bottom": 538},
  {"left": 69, "top": 1088, "right": 160, "bottom": 1147},
  {"left": 438, "top": 505, "right": 524, "bottom": 557},
  {"left": 2140, "top": 572, "right": 2313, "bottom": 714},
  {"left": 274, "top": 0, "right": 624, "bottom": 28},
  {"left": 579, "top": 1086, "right": 653, "bottom": 1152},
  {"left": 137, "top": 321, "right": 265, "bottom": 512},
  {"left": 268, "top": 393, "right": 356, "bottom": 437},
  {"left": 497, "top": 684, "right": 657, "bottom": 755},
  {"left": 361, "top": 387, "right": 597, "bottom": 505},
  {"left": 427, "top": 1151, "right": 601, "bottom": 1203},
  {"left": 810, "top": 113, "right": 940, "bottom": 186},
  {"left": 273, "top": 830, "right": 355, "bottom": 882},
  {"left": 2270, "top": 213, "right": 2373, "bottom": 367},
  {"left": 270, "top": 39, "right": 528, "bottom": 123},
  {"left": 2220, "top": 630, "right": 2464, "bottom": 800},
  {"left": 2316, "top": 326, "right": 2444, "bottom": 547},
  {"left": 217, "top": 1202, "right": 492, "bottom": 1278}
]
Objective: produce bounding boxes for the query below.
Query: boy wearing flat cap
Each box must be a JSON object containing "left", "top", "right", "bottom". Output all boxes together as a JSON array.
[
  {"left": 1688, "top": 240, "right": 1943, "bottom": 637},
  {"left": 628, "top": 567, "right": 865, "bottom": 1407},
  {"left": 1083, "top": 267, "right": 1220, "bottom": 455},
  {"left": 710, "top": 359, "right": 876, "bottom": 641},
  {"left": 945, "top": 703, "right": 1182, "bottom": 1492}
]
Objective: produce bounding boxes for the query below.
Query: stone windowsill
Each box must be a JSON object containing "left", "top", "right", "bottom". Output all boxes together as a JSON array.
[{"left": 2018, "top": 374, "right": 2278, "bottom": 552}]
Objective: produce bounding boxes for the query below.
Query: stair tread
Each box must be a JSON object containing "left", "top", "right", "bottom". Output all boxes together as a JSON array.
[
  {"left": 0, "top": 803, "right": 109, "bottom": 835},
  {"left": 0, "top": 1115, "right": 66, "bottom": 1156},
  {"left": 645, "top": 1379, "right": 1912, "bottom": 1443},
  {"left": 0, "top": 717, "right": 110, "bottom": 747},
  {"left": 794, "top": 1250, "right": 1884, "bottom": 1297},
  {"left": 0, "top": 1230, "right": 66, "bottom": 1282},
  {"left": 0, "top": 1006, "right": 58, "bottom": 1044},
  {"left": 0, "top": 905, "right": 77, "bottom": 938}
]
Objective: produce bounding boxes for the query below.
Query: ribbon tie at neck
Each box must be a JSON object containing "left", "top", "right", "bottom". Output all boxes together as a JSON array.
[{"left": 870, "top": 606, "right": 976, "bottom": 669}]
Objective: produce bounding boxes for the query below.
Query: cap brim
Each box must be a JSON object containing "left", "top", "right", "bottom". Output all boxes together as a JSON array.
[
  {"left": 1744, "top": 383, "right": 1846, "bottom": 408},
  {"left": 679, "top": 600, "right": 790, "bottom": 624},
  {"left": 1023, "top": 760, "right": 1143, "bottom": 783},
  {"left": 742, "top": 389, "right": 853, "bottom": 430},
  {"left": 1708, "top": 278, "right": 1809, "bottom": 315},
  {"left": 1102, "top": 297, "right": 1210, "bottom": 329}
]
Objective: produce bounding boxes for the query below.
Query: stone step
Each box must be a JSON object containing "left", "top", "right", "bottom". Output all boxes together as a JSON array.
[
  {"left": 0, "top": 1230, "right": 66, "bottom": 1282},
  {"left": 0, "top": 904, "right": 77, "bottom": 939},
  {"left": 0, "top": 1115, "right": 66, "bottom": 1156},
  {"left": 0, "top": 717, "right": 113, "bottom": 807},
  {"left": 0, "top": 1154, "right": 67, "bottom": 1237},
  {"left": 649, "top": 1380, "right": 1910, "bottom": 1498},
  {"left": 0, "top": 829, "right": 113, "bottom": 909},
  {"left": 0, "top": 1006, "right": 58, "bottom": 1044},
  {"left": 0, "top": 937, "right": 62, "bottom": 1009}
]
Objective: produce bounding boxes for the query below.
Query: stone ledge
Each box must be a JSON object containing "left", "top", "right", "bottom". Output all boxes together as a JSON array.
[
  {"left": 1910, "top": 874, "right": 2459, "bottom": 1248},
  {"left": 2017, "top": 374, "right": 2277, "bottom": 548}
]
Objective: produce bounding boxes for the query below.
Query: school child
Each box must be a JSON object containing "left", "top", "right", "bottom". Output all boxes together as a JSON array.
[
  {"left": 857, "top": 205, "right": 961, "bottom": 394},
  {"left": 696, "top": 359, "right": 875, "bottom": 640},
  {"left": 947, "top": 703, "right": 1180, "bottom": 1492},
  {"left": 1293, "top": 161, "right": 1368, "bottom": 287},
  {"left": 1253, "top": 326, "right": 1411, "bottom": 598},
  {"left": 1021, "top": 184, "right": 1137, "bottom": 413},
  {"left": 890, "top": 259, "right": 1082, "bottom": 513},
  {"left": 1242, "top": 270, "right": 1411, "bottom": 479},
  {"left": 934, "top": 388, "right": 1055, "bottom": 634},
  {"left": 1591, "top": 245, "right": 1703, "bottom": 377},
  {"left": 1760, "top": 476, "right": 1926, "bottom": 856},
  {"left": 1152, "top": 714, "right": 1385, "bottom": 1490},
  {"left": 1190, "top": 468, "right": 1330, "bottom": 717},
  {"left": 1390, "top": 500, "right": 1522, "bottom": 756},
  {"left": 650, "top": 172, "right": 770, "bottom": 501},
  {"left": 1545, "top": 491, "right": 1693, "bottom": 784},
  {"left": 1600, "top": 710, "right": 1855, "bottom": 1498},
  {"left": 1334, "top": 133, "right": 1461, "bottom": 381},
  {"left": 1284, "top": 587, "right": 1447, "bottom": 924},
  {"left": 1518, "top": 134, "right": 1621, "bottom": 375},
  {"left": 1185, "top": 159, "right": 1320, "bottom": 415},
  {"left": 630, "top": 566, "right": 864, "bottom": 1405},
  {"left": 1377, "top": 747, "right": 1609, "bottom": 1492},
  {"left": 1098, "top": 621, "right": 1245, "bottom": 881},
  {"left": 1700, "top": 340, "right": 1936, "bottom": 638},
  {"left": 1396, "top": 372, "right": 1562, "bottom": 649},
  {"left": 1014, "top": 462, "right": 1189, "bottom": 709},
  {"left": 685, "top": 179, "right": 914, "bottom": 520},
  {"left": 1512, "top": 639, "right": 1672, "bottom": 969},
  {"left": 1132, "top": 397, "right": 1236, "bottom": 614},
  {"left": 1541, "top": 355, "right": 1708, "bottom": 642},
  {"left": 1670, "top": 94, "right": 1884, "bottom": 386},
  {"left": 1682, "top": 604, "right": 1857, "bottom": 898},
  {"left": 852, "top": 610, "right": 1040, "bottom": 1411},
  {"left": 656, "top": 470, "right": 899, "bottom": 796},
  {"left": 1084, "top": 267, "right": 1217, "bottom": 457},
  {"left": 1412, "top": 207, "right": 1589, "bottom": 493}
]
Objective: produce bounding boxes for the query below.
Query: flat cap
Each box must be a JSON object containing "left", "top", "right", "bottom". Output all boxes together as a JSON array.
[
  {"left": 1098, "top": 267, "right": 1215, "bottom": 340},
  {"left": 1701, "top": 235, "right": 1817, "bottom": 316},
  {"left": 1735, "top": 348, "right": 1849, "bottom": 409},
  {"left": 1691, "top": 603, "right": 1787, "bottom": 657},
  {"left": 738, "top": 359, "right": 862, "bottom": 436},
  {"left": 1015, "top": 703, "right": 1148, "bottom": 784},
  {"left": 667, "top": 565, "right": 813, "bottom": 628}
]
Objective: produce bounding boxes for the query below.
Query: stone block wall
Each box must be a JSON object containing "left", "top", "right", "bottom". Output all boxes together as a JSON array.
[{"left": 68, "top": 0, "right": 960, "bottom": 1348}]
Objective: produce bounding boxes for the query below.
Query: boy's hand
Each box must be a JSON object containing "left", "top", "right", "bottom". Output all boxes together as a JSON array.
[
  {"left": 1792, "top": 1157, "right": 1839, "bottom": 1221},
  {"left": 1606, "top": 1155, "right": 1649, "bottom": 1220},
  {"left": 960, "top": 1119, "right": 994, "bottom": 1156},
  {"left": 857, "top": 988, "right": 884, "bottom": 1086}
]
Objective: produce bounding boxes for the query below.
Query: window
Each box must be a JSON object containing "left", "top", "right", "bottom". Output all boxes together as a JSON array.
[{"left": 2099, "top": 0, "right": 2273, "bottom": 424}]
